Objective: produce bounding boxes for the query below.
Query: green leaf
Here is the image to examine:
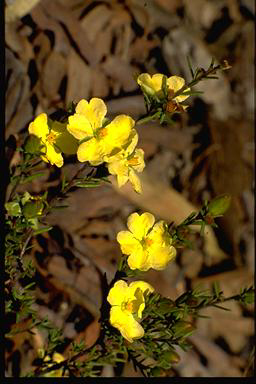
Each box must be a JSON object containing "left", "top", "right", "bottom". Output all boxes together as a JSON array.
[
  {"left": 34, "top": 226, "right": 53, "bottom": 235},
  {"left": 24, "top": 135, "right": 42, "bottom": 154},
  {"left": 161, "top": 75, "right": 168, "bottom": 98},
  {"left": 212, "top": 281, "right": 221, "bottom": 298},
  {"left": 76, "top": 181, "right": 101, "bottom": 188},
  {"left": 79, "top": 136, "right": 93, "bottom": 145},
  {"left": 186, "top": 55, "right": 194, "bottom": 78},
  {"left": 51, "top": 205, "right": 69, "bottom": 210},
  {"left": 181, "top": 90, "right": 204, "bottom": 96},
  {"left": 212, "top": 304, "right": 231, "bottom": 311},
  {"left": 208, "top": 194, "right": 231, "bottom": 216},
  {"left": 21, "top": 173, "right": 45, "bottom": 184}
]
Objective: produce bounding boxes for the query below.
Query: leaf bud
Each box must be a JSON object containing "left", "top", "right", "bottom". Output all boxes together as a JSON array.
[
  {"left": 150, "top": 367, "right": 166, "bottom": 377},
  {"left": 208, "top": 194, "right": 231, "bottom": 217},
  {"left": 242, "top": 290, "right": 254, "bottom": 305},
  {"left": 162, "top": 350, "right": 180, "bottom": 364},
  {"left": 172, "top": 321, "right": 196, "bottom": 338}
]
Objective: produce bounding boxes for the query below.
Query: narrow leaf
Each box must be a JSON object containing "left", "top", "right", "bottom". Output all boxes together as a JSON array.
[{"left": 34, "top": 226, "right": 53, "bottom": 235}]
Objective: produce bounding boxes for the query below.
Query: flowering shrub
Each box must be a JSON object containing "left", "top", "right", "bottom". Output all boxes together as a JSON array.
[{"left": 5, "top": 58, "right": 254, "bottom": 377}]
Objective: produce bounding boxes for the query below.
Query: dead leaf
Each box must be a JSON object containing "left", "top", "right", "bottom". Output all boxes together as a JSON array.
[
  {"left": 102, "top": 55, "right": 138, "bottom": 93},
  {"left": 42, "top": 51, "right": 67, "bottom": 100},
  {"left": 5, "top": 0, "right": 40, "bottom": 22},
  {"left": 80, "top": 4, "right": 113, "bottom": 43},
  {"left": 66, "top": 49, "right": 92, "bottom": 104}
]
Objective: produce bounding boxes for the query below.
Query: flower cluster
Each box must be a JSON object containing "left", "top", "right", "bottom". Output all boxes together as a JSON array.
[
  {"left": 28, "top": 98, "right": 145, "bottom": 193},
  {"left": 108, "top": 211, "right": 176, "bottom": 343}
]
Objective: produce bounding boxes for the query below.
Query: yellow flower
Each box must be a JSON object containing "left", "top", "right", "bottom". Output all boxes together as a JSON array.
[
  {"left": 107, "top": 280, "right": 154, "bottom": 342},
  {"left": 117, "top": 212, "right": 176, "bottom": 271},
  {"left": 106, "top": 131, "right": 145, "bottom": 193},
  {"left": 67, "top": 98, "right": 135, "bottom": 165},
  {"left": 137, "top": 73, "right": 190, "bottom": 105},
  {"left": 28, "top": 113, "right": 78, "bottom": 167},
  {"left": 43, "top": 352, "right": 65, "bottom": 377}
]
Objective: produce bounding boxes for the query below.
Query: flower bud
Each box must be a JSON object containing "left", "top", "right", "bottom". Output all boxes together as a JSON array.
[
  {"left": 5, "top": 201, "right": 21, "bottom": 217},
  {"left": 172, "top": 321, "right": 196, "bottom": 337},
  {"left": 208, "top": 194, "right": 231, "bottom": 216},
  {"left": 37, "top": 348, "right": 45, "bottom": 359},
  {"left": 242, "top": 290, "right": 254, "bottom": 305},
  {"left": 150, "top": 367, "right": 166, "bottom": 377},
  {"left": 162, "top": 350, "right": 180, "bottom": 364},
  {"left": 22, "top": 200, "right": 44, "bottom": 219}
]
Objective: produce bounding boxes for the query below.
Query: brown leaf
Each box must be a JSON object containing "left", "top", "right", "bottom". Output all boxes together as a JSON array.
[
  {"left": 80, "top": 4, "right": 113, "bottom": 44},
  {"left": 102, "top": 55, "right": 138, "bottom": 93},
  {"left": 42, "top": 51, "right": 67, "bottom": 100},
  {"left": 41, "top": 0, "right": 100, "bottom": 65},
  {"left": 66, "top": 49, "right": 92, "bottom": 104}
]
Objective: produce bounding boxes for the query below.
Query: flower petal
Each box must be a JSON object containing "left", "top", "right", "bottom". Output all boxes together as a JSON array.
[
  {"left": 77, "top": 98, "right": 107, "bottom": 129},
  {"left": 148, "top": 221, "right": 166, "bottom": 245},
  {"left": 77, "top": 138, "right": 104, "bottom": 164},
  {"left": 167, "top": 76, "right": 190, "bottom": 102},
  {"left": 102, "top": 115, "right": 135, "bottom": 153},
  {"left": 54, "top": 122, "right": 78, "bottom": 155},
  {"left": 128, "top": 281, "right": 154, "bottom": 318},
  {"left": 128, "top": 281, "right": 154, "bottom": 297},
  {"left": 151, "top": 73, "right": 165, "bottom": 92},
  {"left": 127, "top": 212, "right": 155, "bottom": 240},
  {"left": 110, "top": 307, "right": 144, "bottom": 342},
  {"left": 44, "top": 143, "right": 63, "bottom": 167},
  {"left": 124, "top": 130, "right": 139, "bottom": 155},
  {"left": 67, "top": 114, "right": 93, "bottom": 140},
  {"left": 107, "top": 158, "right": 128, "bottom": 179},
  {"left": 137, "top": 73, "right": 152, "bottom": 87},
  {"left": 128, "top": 169, "right": 142, "bottom": 194},
  {"left": 116, "top": 231, "right": 141, "bottom": 255},
  {"left": 53, "top": 353, "right": 65, "bottom": 363},
  {"left": 107, "top": 280, "right": 128, "bottom": 306},
  {"left": 167, "top": 75, "right": 185, "bottom": 93},
  {"left": 130, "top": 149, "right": 145, "bottom": 172},
  {"left": 148, "top": 245, "right": 176, "bottom": 270},
  {"left": 127, "top": 247, "right": 149, "bottom": 271},
  {"left": 117, "top": 173, "right": 129, "bottom": 188},
  {"left": 75, "top": 99, "right": 89, "bottom": 114},
  {"left": 174, "top": 88, "right": 191, "bottom": 102},
  {"left": 28, "top": 113, "right": 49, "bottom": 139}
]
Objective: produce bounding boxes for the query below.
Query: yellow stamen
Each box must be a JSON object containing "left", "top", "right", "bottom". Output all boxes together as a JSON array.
[
  {"left": 98, "top": 128, "right": 108, "bottom": 138},
  {"left": 128, "top": 156, "right": 139, "bottom": 166},
  {"left": 145, "top": 238, "right": 153, "bottom": 247},
  {"left": 46, "top": 132, "right": 57, "bottom": 144},
  {"left": 126, "top": 302, "right": 133, "bottom": 312},
  {"left": 165, "top": 101, "right": 177, "bottom": 113}
]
